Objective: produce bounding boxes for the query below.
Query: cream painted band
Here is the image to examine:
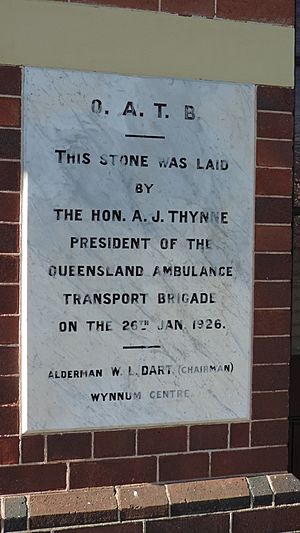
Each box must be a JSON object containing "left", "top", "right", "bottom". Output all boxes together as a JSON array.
[{"left": 0, "top": 0, "right": 294, "bottom": 87}]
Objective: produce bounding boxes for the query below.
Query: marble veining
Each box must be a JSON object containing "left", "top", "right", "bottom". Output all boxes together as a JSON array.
[{"left": 22, "top": 67, "right": 255, "bottom": 433}]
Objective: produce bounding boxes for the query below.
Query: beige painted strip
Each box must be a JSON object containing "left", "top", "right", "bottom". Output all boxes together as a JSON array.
[{"left": 0, "top": 0, "right": 294, "bottom": 86}]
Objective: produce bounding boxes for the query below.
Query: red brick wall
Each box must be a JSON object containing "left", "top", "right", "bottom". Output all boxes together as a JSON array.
[
  {"left": 53, "top": 0, "right": 295, "bottom": 26},
  {"left": 0, "top": 1, "right": 294, "bottom": 496}
]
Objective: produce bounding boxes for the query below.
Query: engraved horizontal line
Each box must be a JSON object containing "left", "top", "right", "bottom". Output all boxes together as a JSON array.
[
  {"left": 125, "top": 134, "right": 165, "bottom": 139},
  {"left": 0, "top": 191, "right": 20, "bottom": 195},
  {"left": 122, "top": 345, "right": 161, "bottom": 350}
]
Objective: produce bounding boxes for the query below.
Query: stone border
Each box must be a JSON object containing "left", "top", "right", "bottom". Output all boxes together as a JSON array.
[{"left": 1, "top": 473, "right": 300, "bottom": 532}]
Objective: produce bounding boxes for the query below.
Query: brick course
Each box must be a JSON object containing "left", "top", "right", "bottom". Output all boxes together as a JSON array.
[
  {"left": 49, "top": 0, "right": 295, "bottom": 26},
  {"left": 3, "top": 475, "right": 300, "bottom": 533}
]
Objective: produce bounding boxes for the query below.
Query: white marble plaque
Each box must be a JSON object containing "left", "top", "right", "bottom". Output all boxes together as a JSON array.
[{"left": 22, "top": 67, "right": 255, "bottom": 433}]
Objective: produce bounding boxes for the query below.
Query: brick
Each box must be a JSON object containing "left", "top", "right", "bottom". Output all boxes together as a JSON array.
[
  {"left": 0, "top": 285, "right": 19, "bottom": 314},
  {"left": 54, "top": 524, "right": 142, "bottom": 533},
  {"left": 230, "top": 423, "right": 249, "bottom": 448},
  {"left": 211, "top": 446, "right": 288, "bottom": 477},
  {"left": 256, "top": 168, "right": 292, "bottom": 196},
  {"left": 217, "top": 0, "right": 294, "bottom": 25},
  {"left": 254, "top": 282, "right": 291, "bottom": 308},
  {"left": 0, "top": 225, "right": 19, "bottom": 258},
  {"left": 0, "top": 98, "right": 21, "bottom": 128},
  {"left": 255, "top": 254, "right": 291, "bottom": 280},
  {"left": 29, "top": 487, "right": 117, "bottom": 529},
  {"left": 252, "top": 391, "right": 289, "bottom": 420},
  {"left": 252, "top": 365, "right": 289, "bottom": 392},
  {"left": 168, "top": 477, "right": 249, "bottom": 515},
  {"left": 253, "top": 336, "right": 290, "bottom": 364},
  {"left": 257, "top": 112, "right": 293, "bottom": 140},
  {"left": 0, "top": 376, "right": 18, "bottom": 405},
  {"left": 47, "top": 432, "right": 92, "bottom": 461},
  {"left": 116, "top": 483, "right": 168, "bottom": 520},
  {"left": 0, "top": 66, "right": 21, "bottom": 96},
  {"left": 0, "top": 224, "right": 19, "bottom": 253},
  {"left": 0, "top": 255, "right": 19, "bottom": 283},
  {"left": 257, "top": 140, "right": 293, "bottom": 169},
  {"left": 0, "top": 346, "right": 19, "bottom": 376},
  {"left": 255, "top": 197, "right": 291, "bottom": 224},
  {"left": 161, "top": 0, "right": 214, "bottom": 17},
  {"left": 232, "top": 505, "right": 300, "bottom": 532},
  {"left": 94, "top": 430, "right": 135, "bottom": 458},
  {"left": 0, "top": 405, "right": 18, "bottom": 435},
  {"left": 0, "top": 436, "right": 19, "bottom": 465},
  {"left": 146, "top": 514, "right": 229, "bottom": 533},
  {"left": 0, "top": 193, "right": 20, "bottom": 222},
  {"left": 70, "top": 457, "right": 156, "bottom": 489},
  {"left": 138, "top": 426, "right": 187, "bottom": 454},
  {"left": 159, "top": 452, "right": 209, "bottom": 482},
  {"left": 247, "top": 475, "right": 273, "bottom": 507},
  {"left": 0, "top": 463, "right": 66, "bottom": 494},
  {"left": 254, "top": 310, "right": 290, "bottom": 336},
  {"left": 0, "top": 129, "right": 21, "bottom": 159},
  {"left": 0, "top": 161, "right": 20, "bottom": 191},
  {"left": 22, "top": 435, "right": 44, "bottom": 463},
  {"left": 255, "top": 226, "right": 291, "bottom": 253},
  {"left": 257, "top": 86, "right": 294, "bottom": 113},
  {"left": 251, "top": 420, "right": 288, "bottom": 447},
  {"left": 190, "top": 424, "right": 228, "bottom": 450},
  {"left": 0, "top": 316, "right": 19, "bottom": 344},
  {"left": 71, "top": 0, "right": 158, "bottom": 10},
  {"left": 268, "top": 473, "right": 300, "bottom": 504},
  {"left": 3, "top": 495, "right": 27, "bottom": 532}
]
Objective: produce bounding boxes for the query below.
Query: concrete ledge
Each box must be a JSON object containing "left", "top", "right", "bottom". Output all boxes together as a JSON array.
[
  {"left": 1, "top": 474, "right": 300, "bottom": 532},
  {"left": 0, "top": 0, "right": 294, "bottom": 86}
]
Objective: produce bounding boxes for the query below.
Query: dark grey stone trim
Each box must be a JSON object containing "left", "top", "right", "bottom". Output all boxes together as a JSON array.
[
  {"left": 247, "top": 476, "right": 273, "bottom": 508},
  {"left": 3, "top": 496, "right": 27, "bottom": 532}
]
